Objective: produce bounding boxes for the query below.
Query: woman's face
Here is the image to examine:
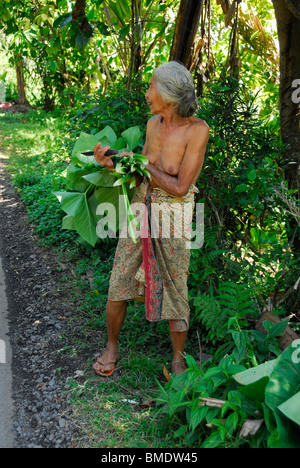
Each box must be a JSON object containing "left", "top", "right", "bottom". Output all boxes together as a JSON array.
[{"left": 145, "top": 78, "right": 169, "bottom": 115}]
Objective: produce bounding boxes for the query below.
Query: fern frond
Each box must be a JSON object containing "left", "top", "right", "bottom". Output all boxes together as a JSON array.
[
  {"left": 200, "top": 249, "right": 227, "bottom": 266},
  {"left": 193, "top": 282, "right": 258, "bottom": 342},
  {"left": 218, "top": 281, "right": 257, "bottom": 317},
  {"left": 193, "top": 293, "right": 225, "bottom": 342},
  {"left": 203, "top": 226, "right": 220, "bottom": 247}
]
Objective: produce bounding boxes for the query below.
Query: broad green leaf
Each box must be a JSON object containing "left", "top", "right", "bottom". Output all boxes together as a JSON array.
[
  {"left": 118, "top": 0, "right": 131, "bottom": 17},
  {"left": 233, "top": 359, "right": 276, "bottom": 385},
  {"left": 238, "top": 376, "right": 270, "bottom": 402},
  {"left": 278, "top": 392, "right": 300, "bottom": 427},
  {"left": 62, "top": 214, "right": 76, "bottom": 230},
  {"left": 66, "top": 162, "right": 93, "bottom": 191},
  {"left": 173, "top": 425, "right": 188, "bottom": 439},
  {"left": 72, "top": 132, "right": 100, "bottom": 157},
  {"left": 71, "top": 127, "right": 116, "bottom": 158},
  {"left": 73, "top": 195, "right": 98, "bottom": 246},
  {"left": 113, "top": 137, "right": 126, "bottom": 150},
  {"left": 268, "top": 437, "right": 300, "bottom": 449},
  {"left": 53, "top": 191, "right": 86, "bottom": 216},
  {"left": 76, "top": 153, "right": 96, "bottom": 164},
  {"left": 94, "top": 186, "right": 121, "bottom": 205},
  {"left": 227, "top": 364, "right": 247, "bottom": 375},
  {"left": 94, "top": 186, "right": 124, "bottom": 234},
  {"left": 94, "top": 125, "right": 117, "bottom": 145},
  {"left": 48, "top": 60, "right": 57, "bottom": 72},
  {"left": 250, "top": 227, "right": 260, "bottom": 246},
  {"left": 121, "top": 126, "right": 141, "bottom": 151},
  {"left": 106, "top": 0, "right": 130, "bottom": 24},
  {"left": 53, "top": 191, "right": 98, "bottom": 246},
  {"left": 56, "top": 125, "right": 146, "bottom": 245},
  {"left": 119, "top": 24, "right": 130, "bottom": 38},
  {"left": 230, "top": 330, "right": 248, "bottom": 364},
  {"left": 75, "top": 25, "right": 93, "bottom": 50},
  {"left": 88, "top": 193, "right": 102, "bottom": 224},
  {"left": 0, "top": 71, "right": 7, "bottom": 81},
  {"left": 270, "top": 411, "right": 300, "bottom": 448},
  {"left": 265, "top": 343, "right": 300, "bottom": 411},
  {"left": 83, "top": 169, "right": 116, "bottom": 187}
]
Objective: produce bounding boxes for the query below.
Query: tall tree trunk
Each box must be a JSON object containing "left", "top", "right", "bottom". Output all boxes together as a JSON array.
[
  {"left": 272, "top": 0, "right": 300, "bottom": 191},
  {"left": 15, "top": 54, "right": 28, "bottom": 106},
  {"left": 128, "top": 0, "right": 143, "bottom": 87},
  {"left": 72, "top": 0, "right": 86, "bottom": 21},
  {"left": 42, "top": 77, "right": 55, "bottom": 112},
  {"left": 169, "top": 0, "right": 204, "bottom": 69}
]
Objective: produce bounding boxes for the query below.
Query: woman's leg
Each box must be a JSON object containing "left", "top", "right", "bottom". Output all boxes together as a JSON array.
[
  {"left": 169, "top": 321, "right": 188, "bottom": 375},
  {"left": 93, "top": 299, "right": 127, "bottom": 374}
]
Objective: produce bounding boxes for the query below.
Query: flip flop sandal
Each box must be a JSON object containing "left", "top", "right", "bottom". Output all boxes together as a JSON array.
[{"left": 92, "top": 357, "right": 117, "bottom": 377}]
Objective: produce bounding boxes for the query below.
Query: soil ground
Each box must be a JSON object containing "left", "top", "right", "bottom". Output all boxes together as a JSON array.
[{"left": 0, "top": 151, "right": 85, "bottom": 447}]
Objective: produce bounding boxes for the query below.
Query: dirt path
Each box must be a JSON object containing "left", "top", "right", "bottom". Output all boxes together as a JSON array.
[{"left": 0, "top": 151, "right": 85, "bottom": 447}]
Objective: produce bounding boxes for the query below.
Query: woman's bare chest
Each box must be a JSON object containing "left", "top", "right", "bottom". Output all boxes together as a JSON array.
[{"left": 147, "top": 127, "right": 188, "bottom": 175}]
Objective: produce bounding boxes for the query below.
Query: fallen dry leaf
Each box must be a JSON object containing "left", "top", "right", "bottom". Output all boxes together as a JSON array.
[
  {"left": 239, "top": 419, "right": 264, "bottom": 437},
  {"left": 199, "top": 396, "right": 225, "bottom": 408},
  {"left": 163, "top": 364, "right": 171, "bottom": 382}
]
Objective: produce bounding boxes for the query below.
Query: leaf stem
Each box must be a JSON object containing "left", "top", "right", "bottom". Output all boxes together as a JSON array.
[{"left": 122, "top": 181, "right": 138, "bottom": 243}]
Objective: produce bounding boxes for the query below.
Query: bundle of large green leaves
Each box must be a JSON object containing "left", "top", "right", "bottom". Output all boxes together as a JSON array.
[{"left": 53, "top": 125, "right": 149, "bottom": 246}]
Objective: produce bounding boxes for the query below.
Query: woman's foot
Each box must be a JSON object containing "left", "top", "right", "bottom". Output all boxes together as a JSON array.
[
  {"left": 93, "top": 347, "right": 119, "bottom": 377},
  {"left": 172, "top": 355, "right": 187, "bottom": 375}
]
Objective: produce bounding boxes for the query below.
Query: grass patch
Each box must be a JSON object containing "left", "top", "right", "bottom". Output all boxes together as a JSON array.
[
  {"left": 66, "top": 370, "right": 175, "bottom": 448},
  {"left": 0, "top": 110, "right": 78, "bottom": 249}
]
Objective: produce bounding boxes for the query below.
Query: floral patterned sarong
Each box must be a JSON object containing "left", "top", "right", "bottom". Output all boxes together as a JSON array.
[{"left": 108, "top": 178, "right": 198, "bottom": 331}]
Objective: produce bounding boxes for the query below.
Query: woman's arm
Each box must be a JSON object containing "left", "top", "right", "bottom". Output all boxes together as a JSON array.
[{"left": 146, "top": 122, "right": 209, "bottom": 197}]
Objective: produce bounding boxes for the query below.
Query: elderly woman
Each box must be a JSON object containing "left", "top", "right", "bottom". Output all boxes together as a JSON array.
[{"left": 93, "top": 61, "right": 209, "bottom": 376}]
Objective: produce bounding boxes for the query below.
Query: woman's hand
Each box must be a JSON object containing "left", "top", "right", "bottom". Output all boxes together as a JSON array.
[
  {"left": 94, "top": 143, "right": 115, "bottom": 172},
  {"left": 118, "top": 151, "right": 134, "bottom": 158}
]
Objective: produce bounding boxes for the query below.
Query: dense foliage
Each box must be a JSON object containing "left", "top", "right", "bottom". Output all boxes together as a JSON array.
[{"left": 0, "top": 0, "right": 279, "bottom": 112}]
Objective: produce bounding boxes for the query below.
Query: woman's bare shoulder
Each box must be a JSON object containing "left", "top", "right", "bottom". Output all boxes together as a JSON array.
[
  {"left": 190, "top": 116, "right": 209, "bottom": 128},
  {"left": 147, "top": 114, "right": 161, "bottom": 127},
  {"left": 188, "top": 117, "right": 210, "bottom": 140}
]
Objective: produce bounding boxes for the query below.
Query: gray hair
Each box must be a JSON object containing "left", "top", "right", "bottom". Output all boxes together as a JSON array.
[{"left": 153, "top": 61, "right": 198, "bottom": 117}]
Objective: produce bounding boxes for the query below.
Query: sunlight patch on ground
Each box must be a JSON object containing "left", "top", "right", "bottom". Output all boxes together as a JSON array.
[{"left": 0, "top": 151, "right": 9, "bottom": 160}]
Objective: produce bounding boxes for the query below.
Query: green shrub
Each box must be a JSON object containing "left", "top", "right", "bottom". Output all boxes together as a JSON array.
[
  {"left": 157, "top": 342, "right": 300, "bottom": 448},
  {"left": 13, "top": 170, "right": 41, "bottom": 189},
  {"left": 65, "top": 79, "right": 150, "bottom": 154},
  {"left": 19, "top": 174, "right": 77, "bottom": 247},
  {"left": 188, "top": 77, "right": 299, "bottom": 323}
]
